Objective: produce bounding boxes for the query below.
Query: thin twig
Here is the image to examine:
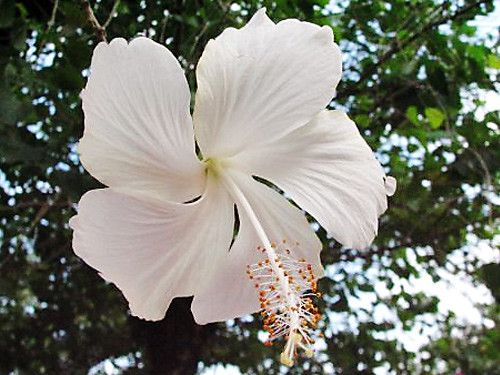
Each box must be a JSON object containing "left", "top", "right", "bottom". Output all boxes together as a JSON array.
[
  {"left": 159, "top": 14, "right": 169, "bottom": 44},
  {"left": 189, "top": 22, "right": 209, "bottom": 56},
  {"left": 81, "top": 0, "right": 107, "bottom": 42},
  {"left": 37, "top": 0, "right": 60, "bottom": 49},
  {"left": 24, "top": 193, "right": 66, "bottom": 234},
  {"left": 188, "top": 0, "right": 231, "bottom": 65},
  {"left": 469, "top": 148, "right": 495, "bottom": 226},
  {"left": 46, "top": 0, "right": 59, "bottom": 32},
  {"left": 0, "top": 200, "right": 71, "bottom": 212},
  {"left": 103, "top": 0, "right": 120, "bottom": 28},
  {"left": 27, "top": 201, "right": 51, "bottom": 234}
]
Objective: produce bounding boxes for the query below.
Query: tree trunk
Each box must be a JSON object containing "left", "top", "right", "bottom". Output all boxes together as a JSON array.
[{"left": 131, "top": 297, "right": 215, "bottom": 375}]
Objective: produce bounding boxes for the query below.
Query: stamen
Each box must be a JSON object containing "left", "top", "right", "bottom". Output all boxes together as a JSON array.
[
  {"left": 219, "top": 173, "right": 322, "bottom": 367},
  {"left": 246, "top": 241, "right": 321, "bottom": 367}
]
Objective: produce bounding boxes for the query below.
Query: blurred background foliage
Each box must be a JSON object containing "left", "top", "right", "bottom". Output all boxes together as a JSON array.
[{"left": 0, "top": 0, "right": 498, "bottom": 374}]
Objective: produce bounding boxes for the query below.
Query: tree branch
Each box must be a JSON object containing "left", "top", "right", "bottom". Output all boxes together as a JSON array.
[
  {"left": 46, "top": 0, "right": 59, "bottom": 32},
  {"left": 103, "top": 0, "right": 120, "bottom": 28},
  {"left": 81, "top": 0, "right": 107, "bottom": 42},
  {"left": 468, "top": 147, "right": 495, "bottom": 226},
  {"left": 338, "top": 0, "right": 490, "bottom": 100},
  {"left": 37, "top": 0, "right": 60, "bottom": 49},
  {"left": 0, "top": 199, "right": 71, "bottom": 212}
]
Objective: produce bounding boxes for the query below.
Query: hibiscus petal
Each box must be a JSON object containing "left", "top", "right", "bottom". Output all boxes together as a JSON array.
[
  {"left": 193, "top": 8, "right": 342, "bottom": 158},
  {"left": 191, "top": 171, "right": 323, "bottom": 324},
  {"left": 70, "top": 183, "right": 234, "bottom": 321},
  {"left": 230, "top": 110, "right": 394, "bottom": 250},
  {"left": 79, "top": 37, "right": 204, "bottom": 203}
]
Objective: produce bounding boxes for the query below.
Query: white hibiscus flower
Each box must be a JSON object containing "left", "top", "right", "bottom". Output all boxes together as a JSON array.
[{"left": 70, "top": 8, "right": 396, "bottom": 366}]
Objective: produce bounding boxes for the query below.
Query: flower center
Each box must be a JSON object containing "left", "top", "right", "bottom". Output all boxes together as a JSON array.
[
  {"left": 219, "top": 171, "right": 322, "bottom": 367},
  {"left": 204, "top": 157, "right": 222, "bottom": 179}
]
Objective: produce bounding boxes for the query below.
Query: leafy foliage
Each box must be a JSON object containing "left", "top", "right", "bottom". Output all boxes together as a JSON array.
[{"left": 0, "top": 0, "right": 498, "bottom": 374}]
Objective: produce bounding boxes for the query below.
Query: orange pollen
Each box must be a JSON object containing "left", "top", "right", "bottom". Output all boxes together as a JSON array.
[{"left": 245, "top": 238, "right": 323, "bottom": 366}]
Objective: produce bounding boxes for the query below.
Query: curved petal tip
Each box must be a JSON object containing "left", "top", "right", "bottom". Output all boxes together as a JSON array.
[
  {"left": 247, "top": 7, "right": 274, "bottom": 28},
  {"left": 384, "top": 176, "right": 397, "bottom": 196}
]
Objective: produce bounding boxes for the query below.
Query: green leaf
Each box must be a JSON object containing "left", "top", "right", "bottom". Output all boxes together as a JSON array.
[
  {"left": 425, "top": 107, "right": 445, "bottom": 128},
  {"left": 406, "top": 106, "right": 419, "bottom": 126},
  {"left": 466, "top": 45, "right": 486, "bottom": 64},
  {"left": 354, "top": 114, "right": 370, "bottom": 128},
  {"left": 487, "top": 54, "right": 500, "bottom": 69}
]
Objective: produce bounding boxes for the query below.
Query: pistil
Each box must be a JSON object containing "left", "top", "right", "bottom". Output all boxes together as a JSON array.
[
  {"left": 246, "top": 241, "right": 321, "bottom": 366},
  {"left": 221, "top": 172, "right": 321, "bottom": 366}
]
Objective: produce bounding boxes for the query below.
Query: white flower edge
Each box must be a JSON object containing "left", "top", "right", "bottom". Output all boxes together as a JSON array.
[{"left": 231, "top": 109, "right": 396, "bottom": 249}]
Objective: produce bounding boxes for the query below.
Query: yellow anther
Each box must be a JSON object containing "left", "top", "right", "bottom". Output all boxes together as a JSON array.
[
  {"left": 304, "top": 348, "right": 314, "bottom": 358},
  {"left": 246, "top": 242, "right": 322, "bottom": 367},
  {"left": 280, "top": 352, "right": 294, "bottom": 367}
]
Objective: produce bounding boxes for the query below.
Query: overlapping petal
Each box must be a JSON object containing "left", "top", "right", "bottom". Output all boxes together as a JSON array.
[
  {"left": 193, "top": 9, "right": 342, "bottom": 158},
  {"left": 69, "top": 181, "right": 234, "bottom": 321},
  {"left": 79, "top": 37, "right": 204, "bottom": 203},
  {"left": 71, "top": 7, "right": 397, "bottom": 329},
  {"left": 191, "top": 171, "right": 323, "bottom": 324},
  {"left": 230, "top": 110, "right": 394, "bottom": 250}
]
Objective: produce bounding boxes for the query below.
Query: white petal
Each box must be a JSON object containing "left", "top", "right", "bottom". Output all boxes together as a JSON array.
[
  {"left": 193, "top": 9, "right": 342, "bottom": 158},
  {"left": 230, "top": 110, "right": 393, "bottom": 250},
  {"left": 70, "top": 183, "right": 234, "bottom": 321},
  {"left": 191, "top": 171, "right": 323, "bottom": 324},
  {"left": 384, "top": 176, "right": 397, "bottom": 196},
  {"left": 80, "top": 37, "right": 204, "bottom": 203}
]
